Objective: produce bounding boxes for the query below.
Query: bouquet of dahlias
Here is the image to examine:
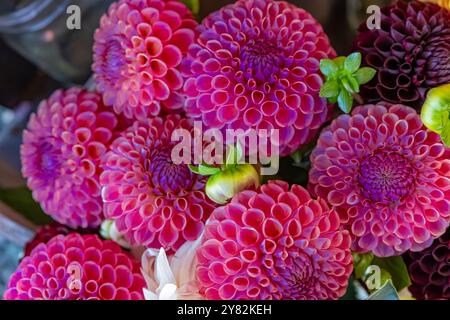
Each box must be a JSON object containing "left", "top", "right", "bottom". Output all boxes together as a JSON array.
[{"left": 2, "top": 0, "right": 449, "bottom": 301}]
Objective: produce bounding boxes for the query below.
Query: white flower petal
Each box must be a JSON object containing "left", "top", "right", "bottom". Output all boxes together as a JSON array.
[
  {"left": 171, "top": 234, "right": 203, "bottom": 285},
  {"left": 143, "top": 288, "right": 159, "bottom": 300},
  {"left": 155, "top": 248, "right": 176, "bottom": 288},
  {"left": 159, "top": 283, "right": 178, "bottom": 300}
]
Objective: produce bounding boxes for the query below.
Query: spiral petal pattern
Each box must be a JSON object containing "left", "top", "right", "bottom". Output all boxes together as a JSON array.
[
  {"left": 93, "top": 0, "right": 198, "bottom": 121},
  {"left": 100, "top": 114, "right": 217, "bottom": 252},
  {"left": 309, "top": 103, "right": 450, "bottom": 257},
  {"left": 4, "top": 234, "right": 145, "bottom": 300},
  {"left": 21, "top": 88, "right": 123, "bottom": 229},
  {"left": 196, "top": 180, "right": 353, "bottom": 300},
  {"left": 182, "top": 0, "right": 336, "bottom": 156}
]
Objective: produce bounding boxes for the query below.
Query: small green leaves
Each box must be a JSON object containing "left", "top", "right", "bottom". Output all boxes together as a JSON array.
[
  {"left": 188, "top": 164, "right": 221, "bottom": 176},
  {"left": 338, "top": 90, "right": 353, "bottom": 113},
  {"left": 320, "top": 52, "right": 377, "bottom": 114},
  {"left": 372, "top": 256, "right": 411, "bottom": 291},
  {"left": 319, "top": 59, "right": 339, "bottom": 77},
  {"left": 354, "top": 67, "right": 377, "bottom": 85},
  {"left": 320, "top": 79, "right": 339, "bottom": 98},
  {"left": 344, "top": 52, "right": 362, "bottom": 73},
  {"left": 353, "top": 253, "right": 374, "bottom": 280}
]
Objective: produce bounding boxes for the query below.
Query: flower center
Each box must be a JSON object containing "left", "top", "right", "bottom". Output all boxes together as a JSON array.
[
  {"left": 269, "top": 254, "right": 317, "bottom": 298},
  {"left": 240, "top": 40, "right": 284, "bottom": 83},
  {"left": 36, "top": 140, "right": 62, "bottom": 180},
  {"left": 102, "top": 38, "right": 126, "bottom": 86},
  {"left": 146, "top": 143, "right": 196, "bottom": 195},
  {"left": 359, "top": 151, "right": 415, "bottom": 204}
]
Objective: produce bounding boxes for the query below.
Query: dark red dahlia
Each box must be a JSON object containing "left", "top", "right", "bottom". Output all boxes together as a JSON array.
[
  {"left": 309, "top": 103, "right": 450, "bottom": 257},
  {"left": 24, "top": 223, "right": 72, "bottom": 257},
  {"left": 353, "top": 0, "right": 450, "bottom": 109},
  {"left": 404, "top": 227, "right": 449, "bottom": 300},
  {"left": 21, "top": 88, "right": 123, "bottom": 229},
  {"left": 4, "top": 234, "right": 145, "bottom": 300},
  {"left": 182, "top": 0, "right": 336, "bottom": 156},
  {"left": 100, "top": 114, "right": 217, "bottom": 252},
  {"left": 196, "top": 180, "right": 353, "bottom": 300},
  {"left": 93, "top": 0, "right": 198, "bottom": 121}
]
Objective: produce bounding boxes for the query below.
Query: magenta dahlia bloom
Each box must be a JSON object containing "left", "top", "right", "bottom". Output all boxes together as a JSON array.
[
  {"left": 196, "top": 180, "right": 353, "bottom": 300},
  {"left": 93, "top": 0, "right": 198, "bottom": 121},
  {"left": 182, "top": 0, "right": 335, "bottom": 156},
  {"left": 4, "top": 234, "right": 145, "bottom": 300},
  {"left": 309, "top": 103, "right": 450, "bottom": 257},
  {"left": 21, "top": 88, "right": 123, "bottom": 229},
  {"left": 100, "top": 114, "right": 217, "bottom": 252}
]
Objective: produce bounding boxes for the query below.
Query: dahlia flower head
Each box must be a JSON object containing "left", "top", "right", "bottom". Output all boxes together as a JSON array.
[
  {"left": 196, "top": 180, "right": 353, "bottom": 300},
  {"left": 93, "top": 0, "right": 198, "bottom": 121},
  {"left": 100, "top": 114, "right": 217, "bottom": 252},
  {"left": 353, "top": 0, "right": 450, "bottom": 109},
  {"left": 309, "top": 103, "right": 450, "bottom": 257},
  {"left": 404, "top": 227, "right": 449, "bottom": 300},
  {"left": 4, "top": 234, "right": 145, "bottom": 300},
  {"left": 182, "top": 0, "right": 336, "bottom": 156},
  {"left": 21, "top": 88, "right": 123, "bottom": 229}
]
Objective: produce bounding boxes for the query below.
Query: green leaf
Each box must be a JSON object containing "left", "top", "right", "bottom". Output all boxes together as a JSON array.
[
  {"left": 341, "top": 77, "right": 356, "bottom": 94},
  {"left": 319, "top": 59, "right": 339, "bottom": 78},
  {"left": 188, "top": 165, "right": 201, "bottom": 174},
  {"left": 353, "top": 253, "right": 374, "bottom": 280},
  {"left": 198, "top": 164, "right": 221, "bottom": 176},
  {"left": 0, "top": 187, "right": 52, "bottom": 226},
  {"left": 372, "top": 256, "right": 411, "bottom": 291},
  {"left": 367, "top": 280, "right": 400, "bottom": 300},
  {"left": 348, "top": 76, "right": 360, "bottom": 93},
  {"left": 320, "top": 80, "right": 340, "bottom": 98},
  {"left": 338, "top": 90, "right": 354, "bottom": 113},
  {"left": 180, "top": 0, "right": 200, "bottom": 15},
  {"left": 344, "top": 52, "right": 362, "bottom": 73},
  {"left": 354, "top": 67, "right": 377, "bottom": 85},
  {"left": 334, "top": 57, "right": 346, "bottom": 68}
]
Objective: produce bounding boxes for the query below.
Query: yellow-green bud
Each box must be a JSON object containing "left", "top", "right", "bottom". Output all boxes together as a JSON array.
[
  {"left": 421, "top": 83, "right": 450, "bottom": 146},
  {"left": 205, "top": 164, "right": 260, "bottom": 205}
]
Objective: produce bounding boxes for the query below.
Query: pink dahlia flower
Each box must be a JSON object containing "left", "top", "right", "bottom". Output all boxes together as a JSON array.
[
  {"left": 93, "top": 0, "right": 198, "bottom": 121},
  {"left": 309, "top": 103, "right": 450, "bottom": 257},
  {"left": 4, "top": 234, "right": 145, "bottom": 300},
  {"left": 100, "top": 114, "right": 217, "bottom": 252},
  {"left": 182, "top": 0, "right": 336, "bottom": 156},
  {"left": 196, "top": 180, "right": 353, "bottom": 300},
  {"left": 21, "top": 88, "right": 123, "bottom": 229}
]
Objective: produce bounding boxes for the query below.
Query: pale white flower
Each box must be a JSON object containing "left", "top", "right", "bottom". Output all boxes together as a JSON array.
[{"left": 141, "top": 236, "right": 203, "bottom": 300}]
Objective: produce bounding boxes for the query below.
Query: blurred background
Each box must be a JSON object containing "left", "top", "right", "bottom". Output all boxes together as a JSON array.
[{"left": 0, "top": 0, "right": 393, "bottom": 296}]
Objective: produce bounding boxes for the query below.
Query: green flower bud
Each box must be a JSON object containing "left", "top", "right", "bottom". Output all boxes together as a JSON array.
[
  {"left": 421, "top": 83, "right": 450, "bottom": 146},
  {"left": 205, "top": 164, "right": 260, "bottom": 205}
]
